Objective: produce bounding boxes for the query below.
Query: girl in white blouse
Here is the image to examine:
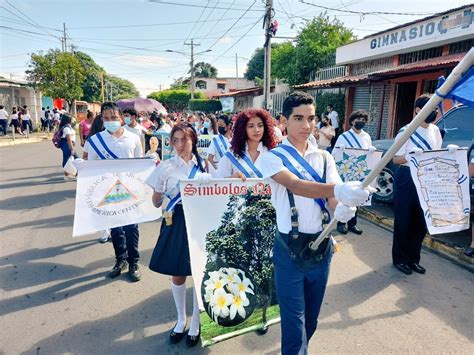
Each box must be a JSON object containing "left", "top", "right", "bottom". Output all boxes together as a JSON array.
[
  {"left": 216, "top": 108, "right": 277, "bottom": 180},
  {"left": 149, "top": 123, "right": 210, "bottom": 347}
]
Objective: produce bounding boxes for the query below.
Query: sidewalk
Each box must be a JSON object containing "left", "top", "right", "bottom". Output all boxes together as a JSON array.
[
  {"left": 360, "top": 203, "right": 474, "bottom": 270},
  {"left": 0, "top": 131, "right": 49, "bottom": 147}
]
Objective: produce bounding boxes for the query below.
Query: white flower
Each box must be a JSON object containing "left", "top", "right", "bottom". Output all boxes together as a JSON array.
[
  {"left": 229, "top": 273, "right": 254, "bottom": 297},
  {"left": 204, "top": 274, "right": 227, "bottom": 292},
  {"left": 210, "top": 288, "right": 233, "bottom": 321},
  {"left": 229, "top": 294, "right": 250, "bottom": 320}
]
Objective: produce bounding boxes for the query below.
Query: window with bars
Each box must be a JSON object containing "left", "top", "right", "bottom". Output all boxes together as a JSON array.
[
  {"left": 398, "top": 46, "right": 443, "bottom": 65},
  {"left": 422, "top": 79, "right": 438, "bottom": 94},
  {"left": 349, "top": 57, "right": 394, "bottom": 75},
  {"left": 449, "top": 39, "right": 474, "bottom": 54}
]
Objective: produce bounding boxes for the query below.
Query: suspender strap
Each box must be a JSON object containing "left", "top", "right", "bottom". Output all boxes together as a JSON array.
[
  {"left": 97, "top": 133, "right": 119, "bottom": 159},
  {"left": 88, "top": 136, "right": 107, "bottom": 160},
  {"left": 166, "top": 164, "right": 199, "bottom": 212},
  {"left": 347, "top": 131, "right": 363, "bottom": 148},
  {"left": 225, "top": 151, "right": 252, "bottom": 178},
  {"left": 287, "top": 191, "right": 299, "bottom": 240},
  {"left": 213, "top": 136, "right": 224, "bottom": 158}
]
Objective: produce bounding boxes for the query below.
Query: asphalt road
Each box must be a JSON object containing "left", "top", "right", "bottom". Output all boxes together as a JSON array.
[{"left": 1, "top": 141, "right": 473, "bottom": 354}]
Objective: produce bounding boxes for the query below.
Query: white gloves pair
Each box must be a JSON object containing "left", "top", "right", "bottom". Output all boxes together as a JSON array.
[
  {"left": 408, "top": 144, "right": 459, "bottom": 159},
  {"left": 334, "top": 181, "right": 375, "bottom": 207}
]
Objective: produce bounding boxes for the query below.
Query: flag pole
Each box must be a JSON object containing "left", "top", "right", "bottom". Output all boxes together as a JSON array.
[{"left": 310, "top": 48, "right": 474, "bottom": 250}]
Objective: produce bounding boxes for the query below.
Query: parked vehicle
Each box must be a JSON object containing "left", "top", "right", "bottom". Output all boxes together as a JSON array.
[{"left": 372, "top": 104, "right": 474, "bottom": 204}]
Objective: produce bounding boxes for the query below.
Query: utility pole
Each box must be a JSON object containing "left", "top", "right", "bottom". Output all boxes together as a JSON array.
[
  {"left": 184, "top": 39, "right": 200, "bottom": 100},
  {"left": 235, "top": 53, "right": 239, "bottom": 89},
  {"left": 263, "top": 0, "right": 273, "bottom": 110},
  {"left": 101, "top": 72, "right": 105, "bottom": 102},
  {"left": 63, "top": 23, "right": 67, "bottom": 53}
]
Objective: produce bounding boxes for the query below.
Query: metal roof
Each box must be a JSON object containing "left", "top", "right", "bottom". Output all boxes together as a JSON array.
[{"left": 294, "top": 74, "right": 369, "bottom": 89}]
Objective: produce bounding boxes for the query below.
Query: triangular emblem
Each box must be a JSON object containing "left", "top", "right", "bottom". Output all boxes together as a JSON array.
[{"left": 97, "top": 178, "right": 138, "bottom": 207}]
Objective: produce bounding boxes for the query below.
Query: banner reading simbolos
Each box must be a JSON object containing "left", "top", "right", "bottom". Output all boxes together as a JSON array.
[
  {"left": 180, "top": 179, "right": 280, "bottom": 346},
  {"left": 73, "top": 159, "right": 161, "bottom": 237},
  {"left": 408, "top": 148, "right": 470, "bottom": 235}
]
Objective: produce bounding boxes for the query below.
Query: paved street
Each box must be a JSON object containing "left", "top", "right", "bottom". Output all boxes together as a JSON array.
[{"left": 1, "top": 142, "right": 473, "bottom": 354}]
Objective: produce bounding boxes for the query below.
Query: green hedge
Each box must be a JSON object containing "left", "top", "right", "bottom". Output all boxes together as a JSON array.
[
  {"left": 147, "top": 89, "right": 204, "bottom": 111},
  {"left": 189, "top": 99, "right": 222, "bottom": 112}
]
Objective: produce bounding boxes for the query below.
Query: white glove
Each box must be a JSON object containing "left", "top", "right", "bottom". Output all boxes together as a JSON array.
[
  {"left": 334, "top": 181, "right": 375, "bottom": 207},
  {"left": 334, "top": 203, "right": 357, "bottom": 223},
  {"left": 368, "top": 146, "right": 376, "bottom": 154},
  {"left": 73, "top": 158, "right": 85, "bottom": 171},
  {"left": 196, "top": 173, "right": 213, "bottom": 184},
  {"left": 447, "top": 144, "right": 459, "bottom": 154},
  {"left": 148, "top": 152, "right": 159, "bottom": 160},
  {"left": 409, "top": 147, "right": 424, "bottom": 156}
]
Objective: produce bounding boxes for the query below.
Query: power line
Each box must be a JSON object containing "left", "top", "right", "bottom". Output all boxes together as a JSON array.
[
  {"left": 0, "top": 25, "right": 60, "bottom": 39},
  {"left": 183, "top": 0, "right": 212, "bottom": 44},
  {"left": 148, "top": 0, "right": 263, "bottom": 12}
]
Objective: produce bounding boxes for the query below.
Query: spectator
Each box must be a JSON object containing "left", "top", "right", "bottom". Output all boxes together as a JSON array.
[
  {"left": 9, "top": 107, "right": 20, "bottom": 135},
  {"left": 0, "top": 105, "right": 8, "bottom": 136},
  {"left": 79, "top": 111, "right": 94, "bottom": 147}
]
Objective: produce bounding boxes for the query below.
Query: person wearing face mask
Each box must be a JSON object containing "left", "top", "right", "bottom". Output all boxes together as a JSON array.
[
  {"left": 391, "top": 94, "right": 445, "bottom": 276},
  {"left": 123, "top": 107, "right": 147, "bottom": 149},
  {"left": 207, "top": 114, "right": 232, "bottom": 169},
  {"left": 333, "top": 110, "right": 375, "bottom": 235},
  {"left": 83, "top": 102, "right": 143, "bottom": 282}
]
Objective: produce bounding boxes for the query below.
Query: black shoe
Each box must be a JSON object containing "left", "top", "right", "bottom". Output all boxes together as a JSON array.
[
  {"left": 129, "top": 264, "right": 141, "bottom": 282},
  {"left": 186, "top": 328, "right": 200, "bottom": 347},
  {"left": 394, "top": 263, "right": 412, "bottom": 275},
  {"left": 337, "top": 223, "right": 348, "bottom": 235},
  {"left": 348, "top": 225, "right": 363, "bottom": 235},
  {"left": 257, "top": 324, "right": 269, "bottom": 335},
  {"left": 109, "top": 260, "right": 128, "bottom": 278},
  {"left": 409, "top": 263, "right": 426, "bottom": 274},
  {"left": 170, "top": 323, "right": 186, "bottom": 344},
  {"left": 464, "top": 247, "right": 474, "bottom": 257}
]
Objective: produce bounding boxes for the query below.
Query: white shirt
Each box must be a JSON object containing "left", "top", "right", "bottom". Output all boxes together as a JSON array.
[
  {"left": 125, "top": 123, "right": 147, "bottom": 138},
  {"left": 54, "top": 112, "right": 60, "bottom": 120},
  {"left": 216, "top": 142, "right": 268, "bottom": 178},
  {"left": 40, "top": 110, "right": 46, "bottom": 120},
  {"left": 395, "top": 124, "right": 442, "bottom": 167},
  {"left": 274, "top": 126, "right": 283, "bottom": 142},
  {"left": 257, "top": 139, "right": 341, "bottom": 234},
  {"left": 207, "top": 134, "right": 231, "bottom": 163},
  {"left": 10, "top": 113, "right": 18, "bottom": 121},
  {"left": 21, "top": 114, "right": 31, "bottom": 121},
  {"left": 62, "top": 125, "right": 76, "bottom": 142},
  {"left": 334, "top": 128, "right": 372, "bottom": 149},
  {"left": 151, "top": 154, "right": 206, "bottom": 200},
  {"left": 327, "top": 110, "right": 339, "bottom": 129},
  {"left": 84, "top": 129, "right": 143, "bottom": 160},
  {"left": 0, "top": 109, "right": 8, "bottom": 120}
]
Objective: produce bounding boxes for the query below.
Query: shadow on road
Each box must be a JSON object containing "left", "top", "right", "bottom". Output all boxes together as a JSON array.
[
  {"left": 0, "top": 214, "right": 74, "bottom": 232},
  {"left": 0, "top": 172, "right": 65, "bottom": 189},
  {"left": 0, "top": 189, "right": 75, "bottom": 210}
]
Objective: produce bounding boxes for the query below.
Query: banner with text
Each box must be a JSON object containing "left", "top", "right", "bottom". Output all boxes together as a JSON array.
[
  {"left": 408, "top": 148, "right": 470, "bottom": 235},
  {"left": 180, "top": 179, "right": 280, "bottom": 346},
  {"left": 73, "top": 159, "right": 161, "bottom": 237}
]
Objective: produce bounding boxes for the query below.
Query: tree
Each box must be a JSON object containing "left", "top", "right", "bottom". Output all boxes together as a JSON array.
[
  {"left": 244, "top": 43, "right": 296, "bottom": 82},
  {"left": 192, "top": 62, "right": 218, "bottom": 78},
  {"left": 105, "top": 74, "right": 139, "bottom": 100},
  {"left": 148, "top": 89, "right": 204, "bottom": 111},
  {"left": 75, "top": 51, "right": 105, "bottom": 102},
  {"left": 188, "top": 99, "right": 222, "bottom": 112},
  {"left": 244, "top": 47, "right": 265, "bottom": 81},
  {"left": 26, "top": 49, "right": 85, "bottom": 111}
]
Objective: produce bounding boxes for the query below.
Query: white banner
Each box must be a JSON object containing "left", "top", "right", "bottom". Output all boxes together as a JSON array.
[
  {"left": 180, "top": 179, "right": 279, "bottom": 346},
  {"left": 332, "top": 147, "right": 383, "bottom": 205},
  {"left": 408, "top": 148, "right": 470, "bottom": 235},
  {"left": 73, "top": 159, "right": 161, "bottom": 237}
]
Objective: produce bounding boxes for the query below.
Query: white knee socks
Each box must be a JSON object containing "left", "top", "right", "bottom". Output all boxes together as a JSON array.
[
  {"left": 188, "top": 288, "right": 201, "bottom": 336},
  {"left": 171, "top": 282, "right": 186, "bottom": 333}
]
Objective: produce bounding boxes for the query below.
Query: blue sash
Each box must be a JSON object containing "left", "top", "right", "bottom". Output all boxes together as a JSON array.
[
  {"left": 270, "top": 145, "right": 329, "bottom": 218},
  {"left": 399, "top": 126, "right": 433, "bottom": 150},
  {"left": 212, "top": 135, "right": 228, "bottom": 158},
  {"left": 88, "top": 132, "right": 119, "bottom": 160},
  {"left": 342, "top": 131, "right": 362, "bottom": 148},
  {"left": 166, "top": 164, "right": 199, "bottom": 212},
  {"left": 225, "top": 151, "right": 262, "bottom": 178}
]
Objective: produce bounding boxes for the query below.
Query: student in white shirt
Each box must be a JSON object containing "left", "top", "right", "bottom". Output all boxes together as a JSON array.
[
  {"left": 216, "top": 109, "right": 277, "bottom": 179},
  {"left": 83, "top": 102, "right": 143, "bottom": 282},
  {"left": 20, "top": 108, "right": 33, "bottom": 133},
  {"left": 333, "top": 110, "right": 376, "bottom": 235},
  {"left": 257, "top": 92, "right": 371, "bottom": 355},
  {"left": 149, "top": 123, "right": 211, "bottom": 347},
  {"left": 391, "top": 94, "right": 448, "bottom": 276},
  {"left": 0, "top": 105, "right": 9, "bottom": 135},
  {"left": 58, "top": 114, "right": 78, "bottom": 180},
  {"left": 123, "top": 107, "right": 147, "bottom": 148},
  {"left": 207, "top": 114, "right": 232, "bottom": 169}
]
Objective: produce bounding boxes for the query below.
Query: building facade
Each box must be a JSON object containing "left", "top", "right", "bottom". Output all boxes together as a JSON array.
[
  {"left": 0, "top": 77, "right": 42, "bottom": 125},
  {"left": 185, "top": 76, "right": 255, "bottom": 98}
]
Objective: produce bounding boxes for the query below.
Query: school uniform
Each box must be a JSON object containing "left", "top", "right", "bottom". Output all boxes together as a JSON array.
[
  {"left": 333, "top": 128, "right": 372, "bottom": 232},
  {"left": 0, "top": 108, "right": 8, "bottom": 135},
  {"left": 257, "top": 140, "right": 341, "bottom": 355},
  {"left": 216, "top": 142, "right": 267, "bottom": 178},
  {"left": 60, "top": 125, "right": 78, "bottom": 167},
  {"left": 207, "top": 134, "right": 231, "bottom": 165},
  {"left": 392, "top": 124, "right": 442, "bottom": 266},
  {"left": 149, "top": 155, "right": 206, "bottom": 276},
  {"left": 83, "top": 129, "right": 143, "bottom": 267}
]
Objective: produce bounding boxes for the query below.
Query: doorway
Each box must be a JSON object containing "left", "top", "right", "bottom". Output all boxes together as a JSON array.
[{"left": 394, "top": 82, "right": 417, "bottom": 133}]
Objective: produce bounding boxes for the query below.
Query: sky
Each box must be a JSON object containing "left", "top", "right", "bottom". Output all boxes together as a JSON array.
[{"left": 0, "top": 0, "right": 472, "bottom": 97}]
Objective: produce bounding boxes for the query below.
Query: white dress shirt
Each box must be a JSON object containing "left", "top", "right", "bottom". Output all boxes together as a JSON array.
[
  {"left": 327, "top": 110, "right": 339, "bottom": 129},
  {"left": 334, "top": 128, "right": 372, "bottom": 149},
  {"left": 84, "top": 129, "right": 143, "bottom": 160},
  {"left": 257, "top": 139, "right": 341, "bottom": 234},
  {"left": 207, "top": 134, "right": 231, "bottom": 163},
  {"left": 216, "top": 142, "right": 268, "bottom": 178},
  {"left": 395, "top": 124, "right": 442, "bottom": 167}
]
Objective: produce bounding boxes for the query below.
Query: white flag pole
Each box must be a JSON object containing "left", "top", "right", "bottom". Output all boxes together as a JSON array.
[{"left": 310, "top": 48, "right": 474, "bottom": 250}]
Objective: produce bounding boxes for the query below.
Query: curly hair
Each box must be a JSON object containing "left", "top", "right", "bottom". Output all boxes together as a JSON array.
[
  {"left": 230, "top": 108, "right": 277, "bottom": 158},
  {"left": 170, "top": 123, "right": 205, "bottom": 172}
]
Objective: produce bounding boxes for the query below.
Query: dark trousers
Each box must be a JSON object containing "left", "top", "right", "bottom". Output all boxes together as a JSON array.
[
  {"left": 111, "top": 224, "right": 140, "bottom": 265},
  {"left": 21, "top": 120, "right": 33, "bottom": 132},
  {"left": 0, "top": 119, "right": 7, "bottom": 135},
  {"left": 392, "top": 167, "right": 427, "bottom": 264},
  {"left": 273, "top": 233, "right": 332, "bottom": 355},
  {"left": 337, "top": 210, "right": 358, "bottom": 229}
]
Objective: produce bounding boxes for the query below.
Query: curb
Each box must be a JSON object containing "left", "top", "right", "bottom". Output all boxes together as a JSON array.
[
  {"left": 0, "top": 137, "right": 45, "bottom": 147},
  {"left": 359, "top": 207, "right": 474, "bottom": 272}
]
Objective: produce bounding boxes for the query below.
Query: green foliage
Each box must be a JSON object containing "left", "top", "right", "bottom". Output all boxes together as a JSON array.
[
  {"left": 314, "top": 91, "right": 346, "bottom": 122},
  {"left": 26, "top": 49, "right": 85, "bottom": 106},
  {"left": 192, "top": 62, "right": 218, "bottom": 78},
  {"left": 244, "top": 47, "right": 265, "bottom": 81},
  {"left": 189, "top": 99, "right": 222, "bottom": 112},
  {"left": 75, "top": 51, "right": 104, "bottom": 102},
  {"left": 148, "top": 89, "right": 204, "bottom": 111},
  {"left": 105, "top": 74, "right": 139, "bottom": 100}
]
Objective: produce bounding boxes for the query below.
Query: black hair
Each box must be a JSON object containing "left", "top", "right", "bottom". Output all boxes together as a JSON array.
[
  {"left": 282, "top": 91, "right": 315, "bottom": 119},
  {"left": 41, "top": 107, "right": 45, "bottom": 110},
  {"left": 101, "top": 101, "right": 122, "bottom": 116},
  {"left": 327, "top": 104, "right": 334, "bottom": 109},
  {"left": 0, "top": 105, "right": 4, "bottom": 109},
  {"left": 218, "top": 114, "right": 231, "bottom": 125},
  {"left": 59, "top": 114, "right": 72, "bottom": 129},
  {"left": 414, "top": 94, "right": 431, "bottom": 110},
  {"left": 46, "top": 106, "right": 50, "bottom": 109},
  {"left": 348, "top": 110, "right": 369, "bottom": 125},
  {"left": 87, "top": 115, "right": 104, "bottom": 139},
  {"left": 123, "top": 107, "right": 137, "bottom": 117}
]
